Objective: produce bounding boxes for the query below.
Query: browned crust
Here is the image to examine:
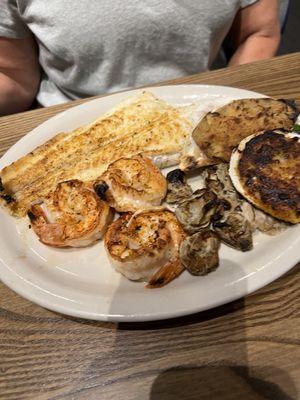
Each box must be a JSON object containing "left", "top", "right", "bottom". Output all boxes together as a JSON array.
[
  {"left": 28, "top": 179, "right": 113, "bottom": 247},
  {"left": 0, "top": 92, "right": 191, "bottom": 217},
  {"left": 238, "top": 131, "right": 300, "bottom": 223},
  {"left": 146, "top": 259, "right": 185, "bottom": 288},
  {"left": 104, "top": 212, "right": 170, "bottom": 263},
  {"left": 192, "top": 98, "right": 299, "bottom": 162},
  {"left": 95, "top": 155, "right": 167, "bottom": 212}
]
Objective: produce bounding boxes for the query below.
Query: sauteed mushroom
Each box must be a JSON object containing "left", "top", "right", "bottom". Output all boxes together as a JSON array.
[
  {"left": 180, "top": 230, "right": 220, "bottom": 275},
  {"left": 165, "top": 169, "right": 193, "bottom": 204},
  {"left": 202, "top": 164, "right": 253, "bottom": 251},
  {"left": 212, "top": 212, "right": 253, "bottom": 252},
  {"left": 175, "top": 189, "right": 218, "bottom": 234}
]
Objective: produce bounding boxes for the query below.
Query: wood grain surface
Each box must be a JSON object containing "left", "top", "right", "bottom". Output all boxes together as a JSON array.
[{"left": 0, "top": 53, "right": 300, "bottom": 400}]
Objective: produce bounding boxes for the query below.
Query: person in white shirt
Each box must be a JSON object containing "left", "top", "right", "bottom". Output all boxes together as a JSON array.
[{"left": 0, "top": 0, "right": 280, "bottom": 115}]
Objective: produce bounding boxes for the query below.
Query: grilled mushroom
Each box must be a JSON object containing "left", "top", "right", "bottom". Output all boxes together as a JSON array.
[
  {"left": 200, "top": 163, "right": 253, "bottom": 250},
  {"left": 175, "top": 189, "right": 218, "bottom": 234},
  {"left": 202, "top": 163, "right": 240, "bottom": 206},
  {"left": 212, "top": 212, "right": 253, "bottom": 251},
  {"left": 180, "top": 230, "right": 220, "bottom": 275},
  {"left": 165, "top": 169, "right": 193, "bottom": 204}
]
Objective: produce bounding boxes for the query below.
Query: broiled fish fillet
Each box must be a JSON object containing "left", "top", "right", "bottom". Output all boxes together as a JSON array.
[
  {"left": 0, "top": 92, "right": 192, "bottom": 216},
  {"left": 229, "top": 130, "right": 300, "bottom": 224},
  {"left": 193, "top": 98, "right": 299, "bottom": 162}
]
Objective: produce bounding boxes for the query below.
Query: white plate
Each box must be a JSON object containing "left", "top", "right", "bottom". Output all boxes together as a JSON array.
[{"left": 0, "top": 85, "right": 299, "bottom": 322}]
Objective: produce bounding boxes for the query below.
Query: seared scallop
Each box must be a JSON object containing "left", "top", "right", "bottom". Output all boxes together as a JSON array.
[
  {"left": 94, "top": 155, "right": 167, "bottom": 212},
  {"left": 104, "top": 210, "right": 186, "bottom": 288}
]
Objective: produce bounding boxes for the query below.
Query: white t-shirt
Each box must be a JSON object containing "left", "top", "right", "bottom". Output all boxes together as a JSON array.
[{"left": 0, "top": 0, "right": 257, "bottom": 107}]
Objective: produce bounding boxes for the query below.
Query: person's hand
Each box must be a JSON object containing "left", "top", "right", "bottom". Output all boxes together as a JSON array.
[
  {"left": 0, "top": 35, "right": 40, "bottom": 116},
  {"left": 228, "top": 0, "right": 280, "bottom": 66}
]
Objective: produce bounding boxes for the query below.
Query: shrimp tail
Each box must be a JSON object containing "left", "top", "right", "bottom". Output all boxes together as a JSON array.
[{"left": 146, "top": 259, "right": 185, "bottom": 289}]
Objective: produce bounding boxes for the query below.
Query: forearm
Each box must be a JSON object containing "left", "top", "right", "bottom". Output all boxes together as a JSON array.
[
  {"left": 0, "top": 36, "right": 40, "bottom": 116},
  {"left": 229, "top": 33, "right": 280, "bottom": 66},
  {"left": 0, "top": 72, "right": 36, "bottom": 116}
]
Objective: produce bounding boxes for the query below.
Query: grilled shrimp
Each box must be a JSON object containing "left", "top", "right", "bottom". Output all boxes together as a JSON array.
[
  {"left": 104, "top": 210, "right": 186, "bottom": 288},
  {"left": 28, "top": 180, "right": 113, "bottom": 247},
  {"left": 94, "top": 155, "right": 167, "bottom": 212}
]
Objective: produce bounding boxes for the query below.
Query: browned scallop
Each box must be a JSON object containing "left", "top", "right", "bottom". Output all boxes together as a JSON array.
[
  {"left": 104, "top": 210, "right": 186, "bottom": 288},
  {"left": 94, "top": 155, "right": 167, "bottom": 212}
]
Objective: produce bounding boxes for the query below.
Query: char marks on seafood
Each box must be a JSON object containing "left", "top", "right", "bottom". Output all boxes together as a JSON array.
[
  {"left": 104, "top": 210, "right": 186, "bottom": 288},
  {"left": 29, "top": 180, "right": 113, "bottom": 247},
  {"left": 229, "top": 130, "right": 300, "bottom": 223},
  {"left": 94, "top": 155, "right": 167, "bottom": 212},
  {"left": 193, "top": 98, "right": 299, "bottom": 162}
]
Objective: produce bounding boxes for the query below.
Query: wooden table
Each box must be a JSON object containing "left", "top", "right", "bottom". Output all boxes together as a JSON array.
[{"left": 0, "top": 53, "right": 299, "bottom": 400}]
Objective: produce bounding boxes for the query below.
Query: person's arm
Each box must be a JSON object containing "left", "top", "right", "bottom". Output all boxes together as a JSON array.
[
  {"left": 0, "top": 35, "right": 40, "bottom": 116},
  {"left": 227, "top": 0, "right": 280, "bottom": 66}
]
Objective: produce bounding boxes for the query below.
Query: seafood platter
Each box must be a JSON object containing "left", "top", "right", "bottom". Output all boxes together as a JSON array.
[{"left": 0, "top": 85, "right": 299, "bottom": 321}]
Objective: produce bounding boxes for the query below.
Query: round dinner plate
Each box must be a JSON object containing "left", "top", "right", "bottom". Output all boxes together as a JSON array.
[{"left": 0, "top": 84, "right": 299, "bottom": 322}]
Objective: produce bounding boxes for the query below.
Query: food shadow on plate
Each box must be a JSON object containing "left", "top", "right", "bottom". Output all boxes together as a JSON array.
[{"left": 107, "top": 257, "right": 248, "bottom": 325}]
